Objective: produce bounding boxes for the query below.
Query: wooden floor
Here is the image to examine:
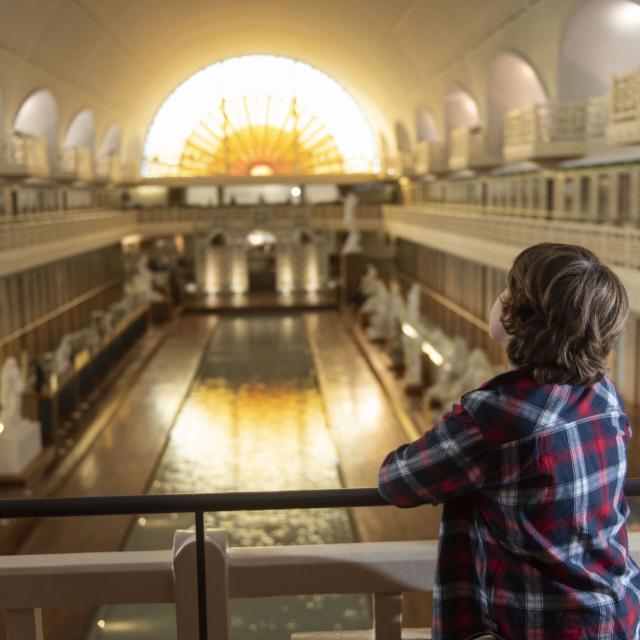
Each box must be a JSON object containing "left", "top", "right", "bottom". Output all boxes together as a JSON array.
[
  {"left": 3, "top": 315, "right": 216, "bottom": 640},
  {"left": 305, "top": 312, "right": 439, "bottom": 626}
]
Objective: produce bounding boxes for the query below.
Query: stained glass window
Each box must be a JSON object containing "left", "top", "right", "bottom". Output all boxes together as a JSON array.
[{"left": 142, "top": 55, "right": 379, "bottom": 177}]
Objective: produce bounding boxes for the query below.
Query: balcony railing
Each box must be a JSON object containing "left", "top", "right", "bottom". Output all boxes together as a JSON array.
[
  {"left": 586, "top": 95, "right": 609, "bottom": 143},
  {"left": 607, "top": 68, "right": 640, "bottom": 145},
  {"left": 413, "top": 141, "right": 448, "bottom": 175},
  {"left": 0, "top": 210, "right": 138, "bottom": 254},
  {"left": 0, "top": 487, "right": 422, "bottom": 640},
  {"left": 448, "top": 127, "right": 502, "bottom": 171},
  {"left": 503, "top": 102, "right": 587, "bottom": 161},
  {"left": 2, "top": 483, "right": 640, "bottom": 640},
  {"left": 0, "top": 134, "right": 49, "bottom": 178},
  {"left": 384, "top": 203, "right": 640, "bottom": 272},
  {"left": 57, "top": 147, "right": 94, "bottom": 181},
  {"left": 95, "top": 155, "right": 122, "bottom": 183}
]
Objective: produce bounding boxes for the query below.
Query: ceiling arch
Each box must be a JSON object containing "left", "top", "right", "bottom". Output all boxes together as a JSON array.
[
  {"left": 0, "top": 0, "right": 552, "bottom": 171},
  {"left": 559, "top": 0, "right": 640, "bottom": 100},
  {"left": 63, "top": 108, "right": 95, "bottom": 149},
  {"left": 487, "top": 51, "right": 547, "bottom": 129}
]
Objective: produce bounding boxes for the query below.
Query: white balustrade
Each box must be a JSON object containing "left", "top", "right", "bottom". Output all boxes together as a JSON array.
[
  {"left": 95, "top": 155, "right": 121, "bottom": 183},
  {"left": 448, "top": 127, "right": 502, "bottom": 170},
  {"left": 607, "top": 68, "right": 640, "bottom": 145},
  {"left": 0, "top": 210, "right": 138, "bottom": 254},
  {"left": 586, "top": 95, "right": 609, "bottom": 142},
  {"left": 504, "top": 103, "right": 587, "bottom": 160},
  {"left": 0, "top": 134, "right": 49, "bottom": 177},
  {"left": 58, "top": 147, "right": 94, "bottom": 181},
  {"left": 383, "top": 203, "right": 640, "bottom": 272},
  {"left": 413, "top": 141, "right": 447, "bottom": 175},
  {"left": 0, "top": 205, "right": 383, "bottom": 265},
  {"left": 0, "top": 529, "right": 439, "bottom": 640}
]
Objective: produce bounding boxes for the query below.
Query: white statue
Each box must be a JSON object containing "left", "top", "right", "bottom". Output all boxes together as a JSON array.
[
  {"left": 403, "top": 284, "right": 423, "bottom": 387},
  {"left": 360, "top": 263, "right": 379, "bottom": 298},
  {"left": 427, "top": 336, "right": 469, "bottom": 407},
  {"left": 341, "top": 192, "right": 362, "bottom": 254},
  {"left": 362, "top": 279, "right": 389, "bottom": 341},
  {"left": 127, "top": 255, "right": 163, "bottom": 303},
  {"left": 0, "top": 357, "right": 42, "bottom": 475},
  {"left": 0, "top": 357, "right": 25, "bottom": 429},
  {"left": 54, "top": 335, "right": 72, "bottom": 376},
  {"left": 436, "top": 347, "right": 494, "bottom": 414}
]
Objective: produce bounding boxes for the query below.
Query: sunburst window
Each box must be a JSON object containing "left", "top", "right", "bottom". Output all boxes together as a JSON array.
[{"left": 142, "top": 55, "right": 379, "bottom": 177}]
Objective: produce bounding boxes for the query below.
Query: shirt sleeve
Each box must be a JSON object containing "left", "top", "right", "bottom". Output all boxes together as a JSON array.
[{"left": 378, "top": 402, "right": 496, "bottom": 507}]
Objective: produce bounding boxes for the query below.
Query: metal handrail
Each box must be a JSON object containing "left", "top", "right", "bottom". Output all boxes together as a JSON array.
[
  {"left": 0, "top": 487, "right": 388, "bottom": 519},
  {"left": 3, "top": 482, "right": 640, "bottom": 639}
]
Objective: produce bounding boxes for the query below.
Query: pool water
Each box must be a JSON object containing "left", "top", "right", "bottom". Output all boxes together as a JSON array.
[{"left": 87, "top": 314, "right": 371, "bottom": 639}]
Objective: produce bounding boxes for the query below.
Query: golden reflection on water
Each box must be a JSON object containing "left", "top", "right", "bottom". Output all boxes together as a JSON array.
[{"left": 161, "top": 379, "right": 342, "bottom": 495}]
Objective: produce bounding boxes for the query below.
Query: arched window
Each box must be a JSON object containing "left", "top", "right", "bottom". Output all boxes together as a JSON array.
[{"left": 142, "top": 55, "right": 378, "bottom": 177}]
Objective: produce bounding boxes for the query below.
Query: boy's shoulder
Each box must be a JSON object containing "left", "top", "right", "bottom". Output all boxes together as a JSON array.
[
  {"left": 458, "top": 368, "right": 620, "bottom": 445},
  {"left": 458, "top": 367, "right": 541, "bottom": 445}
]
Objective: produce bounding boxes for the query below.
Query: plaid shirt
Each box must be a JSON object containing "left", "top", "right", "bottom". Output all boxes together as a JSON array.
[{"left": 378, "top": 368, "right": 640, "bottom": 639}]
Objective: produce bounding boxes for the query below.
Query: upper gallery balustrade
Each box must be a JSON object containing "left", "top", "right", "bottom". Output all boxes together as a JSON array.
[
  {"left": 447, "top": 126, "right": 503, "bottom": 171},
  {"left": 384, "top": 203, "right": 640, "bottom": 273},
  {"left": 608, "top": 67, "right": 640, "bottom": 145},
  {"left": 57, "top": 147, "right": 94, "bottom": 182},
  {"left": 0, "top": 204, "right": 384, "bottom": 260},
  {"left": 0, "top": 134, "right": 49, "bottom": 178},
  {"left": 413, "top": 141, "right": 448, "bottom": 176},
  {"left": 503, "top": 102, "right": 589, "bottom": 162}
]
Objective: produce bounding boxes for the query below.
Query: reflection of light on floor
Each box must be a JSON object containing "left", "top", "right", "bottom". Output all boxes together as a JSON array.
[
  {"left": 339, "top": 390, "right": 383, "bottom": 432},
  {"left": 87, "top": 315, "right": 370, "bottom": 639}
]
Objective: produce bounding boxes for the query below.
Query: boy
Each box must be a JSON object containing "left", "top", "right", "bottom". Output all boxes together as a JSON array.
[{"left": 378, "top": 243, "right": 640, "bottom": 639}]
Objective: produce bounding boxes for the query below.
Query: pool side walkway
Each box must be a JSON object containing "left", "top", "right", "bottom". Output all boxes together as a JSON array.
[{"left": 305, "top": 311, "right": 440, "bottom": 627}]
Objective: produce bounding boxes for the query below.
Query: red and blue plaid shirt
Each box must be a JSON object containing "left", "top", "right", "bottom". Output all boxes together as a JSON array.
[{"left": 378, "top": 367, "right": 640, "bottom": 639}]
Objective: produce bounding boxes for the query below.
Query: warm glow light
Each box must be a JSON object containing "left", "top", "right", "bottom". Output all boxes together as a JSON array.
[
  {"left": 142, "top": 55, "right": 378, "bottom": 177},
  {"left": 250, "top": 163, "right": 275, "bottom": 177},
  {"left": 137, "top": 517, "right": 147, "bottom": 527},
  {"left": 290, "top": 186, "right": 302, "bottom": 198},
  {"left": 97, "top": 620, "right": 106, "bottom": 629},
  {"left": 247, "top": 230, "right": 277, "bottom": 247},
  {"left": 609, "top": 1, "right": 640, "bottom": 30},
  {"left": 401, "top": 323, "right": 419, "bottom": 340},
  {"left": 421, "top": 341, "right": 444, "bottom": 366}
]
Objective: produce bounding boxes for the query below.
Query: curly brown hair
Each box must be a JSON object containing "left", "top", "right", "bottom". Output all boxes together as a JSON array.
[{"left": 501, "top": 243, "right": 628, "bottom": 385}]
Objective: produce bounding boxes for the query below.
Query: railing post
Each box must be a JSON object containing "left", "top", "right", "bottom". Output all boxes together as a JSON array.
[
  {"left": 373, "top": 593, "right": 403, "bottom": 640},
  {"left": 173, "top": 528, "right": 230, "bottom": 640},
  {"left": 5, "top": 609, "right": 44, "bottom": 640}
]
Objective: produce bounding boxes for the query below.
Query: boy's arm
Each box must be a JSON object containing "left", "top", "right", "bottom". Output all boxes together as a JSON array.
[{"left": 378, "top": 402, "right": 495, "bottom": 507}]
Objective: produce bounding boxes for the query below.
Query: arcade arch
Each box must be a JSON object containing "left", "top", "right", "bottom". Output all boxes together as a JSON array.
[
  {"left": 487, "top": 51, "right": 547, "bottom": 130},
  {"left": 559, "top": 0, "right": 640, "bottom": 100}
]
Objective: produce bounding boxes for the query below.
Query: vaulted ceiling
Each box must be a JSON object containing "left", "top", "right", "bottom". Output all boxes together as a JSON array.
[{"left": 0, "top": 0, "right": 545, "bottom": 148}]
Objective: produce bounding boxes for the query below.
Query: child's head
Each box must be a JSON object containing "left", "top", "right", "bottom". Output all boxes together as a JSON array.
[{"left": 490, "top": 243, "right": 628, "bottom": 385}]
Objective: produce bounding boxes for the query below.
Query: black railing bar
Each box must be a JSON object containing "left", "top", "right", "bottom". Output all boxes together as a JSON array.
[
  {"left": 194, "top": 511, "right": 208, "bottom": 640},
  {"left": 2, "top": 480, "right": 640, "bottom": 519},
  {"left": 0, "top": 487, "right": 388, "bottom": 519}
]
